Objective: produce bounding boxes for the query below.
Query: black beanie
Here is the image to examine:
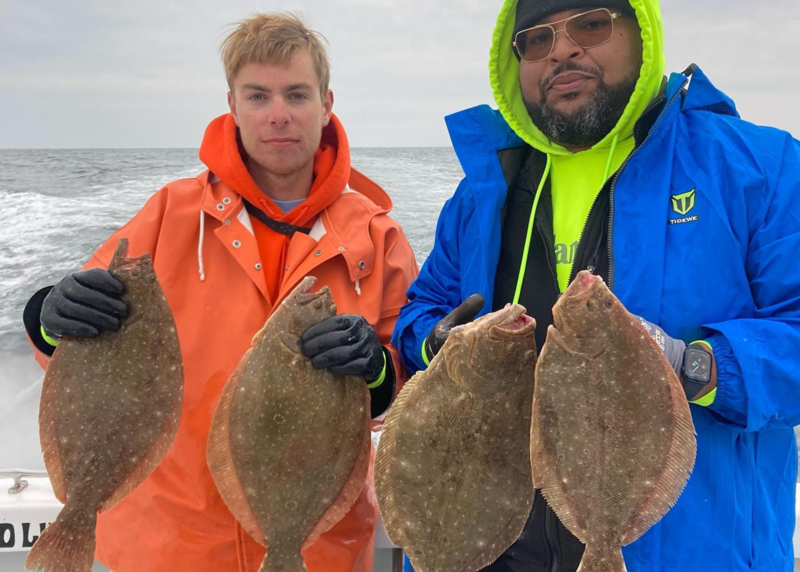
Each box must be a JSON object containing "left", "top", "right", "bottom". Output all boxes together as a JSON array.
[{"left": 514, "top": 0, "right": 634, "bottom": 35}]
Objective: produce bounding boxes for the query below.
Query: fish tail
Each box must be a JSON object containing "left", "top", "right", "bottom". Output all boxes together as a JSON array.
[
  {"left": 576, "top": 543, "right": 627, "bottom": 572},
  {"left": 24, "top": 506, "right": 97, "bottom": 572},
  {"left": 258, "top": 551, "right": 309, "bottom": 572}
]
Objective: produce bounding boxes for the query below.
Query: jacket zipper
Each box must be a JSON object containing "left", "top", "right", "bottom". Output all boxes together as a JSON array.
[
  {"left": 606, "top": 83, "right": 686, "bottom": 291},
  {"left": 536, "top": 222, "right": 560, "bottom": 294},
  {"left": 568, "top": 191, "right": 602, "bottom": 283}
]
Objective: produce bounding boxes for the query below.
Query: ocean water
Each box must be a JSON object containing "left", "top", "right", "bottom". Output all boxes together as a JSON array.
[{"left": 0, "top": 147, "right": 465, "bottom": 470}]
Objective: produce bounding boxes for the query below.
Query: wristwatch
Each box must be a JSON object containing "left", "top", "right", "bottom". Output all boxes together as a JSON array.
[{"left": 681, "top": 344, "right": 712, "bottom": 401}]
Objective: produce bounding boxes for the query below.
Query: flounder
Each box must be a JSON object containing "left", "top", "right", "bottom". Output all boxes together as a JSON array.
[
  {"left": 26, "top": 238, "right": 184, "bottom": 572},
  {"left": 375, "top": 305, "right": 537, "bottom": 572},
  {"left": 207, "top": 276, "right": 371, "bottom": 572},
  {"left": 531, "top": 271, "right": 696, "bottom": 572}
]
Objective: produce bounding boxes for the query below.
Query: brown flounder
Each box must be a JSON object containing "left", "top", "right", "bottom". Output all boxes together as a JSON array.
[
  {"left": 26, "top": 238, "right": 184, "bottom": 572},
  {"left": 531, "top": 271, "right": 696, "bottom": 572},
  {"left": 375, "top": 305, "right": 537, "bottom": 572},
  {"left": 207, "top": 276, "right": 371, "bottom": 572}
]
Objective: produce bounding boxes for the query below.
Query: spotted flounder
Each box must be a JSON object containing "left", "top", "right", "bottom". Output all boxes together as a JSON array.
[
  {"left": 375, "top": 305, "right": 537, "bottom": 572},
  {"left": 531, "top": 271, "right": 696, "bottom": 572},
  {"left": 207, "top": 276, "right": 371, "bottom": 572},
  {"left": 26, "top": 238, "right": 184, "bottom": 572}
]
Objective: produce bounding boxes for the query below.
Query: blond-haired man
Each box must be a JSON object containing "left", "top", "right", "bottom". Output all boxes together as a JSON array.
[{"left": 23, "top": 13, "right": 418, "bottom": 572}]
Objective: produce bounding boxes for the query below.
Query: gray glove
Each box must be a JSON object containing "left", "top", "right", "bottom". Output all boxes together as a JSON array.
[{"left": 633, "top": 315, "right": 686, "bottom": 376}]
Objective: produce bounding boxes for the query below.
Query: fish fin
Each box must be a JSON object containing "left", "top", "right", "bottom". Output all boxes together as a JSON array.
[
  {"left": 259, "top": 550, "right": 309, "bottom": 572},
  {"left": 39, "top": 366, "right": 67, "bottom": 504},
  {"left": 207, "top": 350, "right": 267, "bottom": 547},
  {"left": 100, "top": 374, "right": 183, "bottom": 513},
  {"left": 302, "top": 382, "right": 372, "bottom": 549},
  {"left": 531, "top": 353, "right": 587, "bottom": 543},
  {"left": 25, "top": 507, "right": 96, "bottom": 572},
  {"left": 374, "top": 370, "right": 425, "bottom": 548},
  {"left": 531, "top": 431, "right": 586, "bottom": 543},
  {"left": 576, "top": 543, "right": 627, "bottom": 572},
  {"left": 621, "top": 362, "right": 696, "bottom": 545}
]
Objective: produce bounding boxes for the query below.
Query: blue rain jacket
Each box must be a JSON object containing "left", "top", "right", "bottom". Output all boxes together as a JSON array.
[{"left": 392, "top": 66, "right": 800, "bottom": 571}]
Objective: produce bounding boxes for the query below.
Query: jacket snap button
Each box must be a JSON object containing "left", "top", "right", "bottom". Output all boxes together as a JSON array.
[
  {"left": 314, "top": 250, "right": 322, "bottom": 257},
  {"left": 338, "top": 246, "right": 346, "bottom": 252},
  {"left": 225, "top": 219, "right": 231, "bottom": 226},
  {"left": 223, "top": 197, "right": 231, "bottom": 204},
  {"left": 359, "top": 261, "right": 366, "bottom": 270},
  {"left": 233, "top": 240, "right": 241, "bottom": 248},
  {"left": 255, "top": 263, "right": 262, "bottom": 271},
  {"left": 216, "top": 204, "right": 225, "bottom": 211}
]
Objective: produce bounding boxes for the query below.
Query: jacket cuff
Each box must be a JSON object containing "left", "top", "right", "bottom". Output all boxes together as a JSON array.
[
  {"left": 23, "top": 286, "right": 56, "bottom": 357},
  {"left": 705, "top": 334, "right": 747, "bottom": 426},
  {"left": 369, "top": 348, "right": 396, "bottom": 419}
]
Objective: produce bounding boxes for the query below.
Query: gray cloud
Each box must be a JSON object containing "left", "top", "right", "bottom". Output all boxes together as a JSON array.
[{"left": 1, "top": 0, "right": 798, "bottom": 148}]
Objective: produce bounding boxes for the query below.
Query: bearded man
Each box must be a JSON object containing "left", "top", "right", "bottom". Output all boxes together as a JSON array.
[{"left": 392, "top": 1, "right": 800, "bottom": 570}]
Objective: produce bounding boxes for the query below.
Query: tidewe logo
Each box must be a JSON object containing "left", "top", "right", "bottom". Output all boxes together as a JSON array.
[{"left": 669, "top": 188, "right": 700, "bottom": 226}]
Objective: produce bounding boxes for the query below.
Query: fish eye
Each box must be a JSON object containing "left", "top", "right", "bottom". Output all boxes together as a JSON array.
[
  {"left": 604, "top": 300, "right": 613, "bottom": 309},
  {"left": 586, "top": 300, "right": 595, "bottom": 310}
]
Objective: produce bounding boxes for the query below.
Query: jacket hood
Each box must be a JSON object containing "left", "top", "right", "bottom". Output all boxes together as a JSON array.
[
  {"left": 489, "top": 0, "right": 666, "bottom": 155},
  {"left": 199, "top": 112, "right": 355, "bottom": 227}
]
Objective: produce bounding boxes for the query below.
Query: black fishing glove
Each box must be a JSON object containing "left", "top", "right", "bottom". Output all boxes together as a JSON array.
[
  {"left": 423, "top": 294, "right": 485, "bottom": 364},
  {"left": 300, "top": 314, "right": 385, "bottom": 380},
  {"left": 40, "top": 269, "right": 129, "bottom": 339}
]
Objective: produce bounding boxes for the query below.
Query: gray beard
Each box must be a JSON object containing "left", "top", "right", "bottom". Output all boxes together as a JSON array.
[{"left": 524, "top": 69, "right": 639, "bottom": 149}]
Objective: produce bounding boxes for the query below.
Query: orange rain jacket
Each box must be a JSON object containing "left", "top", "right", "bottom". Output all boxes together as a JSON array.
[{"left": 29, "top": 113, "right": 418, "bottom": 572}]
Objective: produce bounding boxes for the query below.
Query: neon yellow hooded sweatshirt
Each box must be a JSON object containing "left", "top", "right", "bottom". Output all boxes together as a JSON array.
[{"left": 489, "top": 0, "right": 666, "bottom": 292}]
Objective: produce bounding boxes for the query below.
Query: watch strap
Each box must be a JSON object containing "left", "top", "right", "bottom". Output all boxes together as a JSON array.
[
  {"left": 690, "top": 388, "right": 717, "bottom": 407},
  {"left": 691, "top": 340, "right": 713, "bottom": 352},
  {"left": 682, "top": 376, "right": 708, "bottom": 401}
]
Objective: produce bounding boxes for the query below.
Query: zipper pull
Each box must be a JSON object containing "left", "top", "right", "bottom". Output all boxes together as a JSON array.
[{"left": 587, "top": 246, "right": 600, "bottom": 275}]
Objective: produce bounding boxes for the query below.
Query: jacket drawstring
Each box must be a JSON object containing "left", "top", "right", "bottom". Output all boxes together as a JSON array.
[
  {"left": 513, "top": 134, "right": 620, "bottom": 302},
  {"left": 603, "top": 133, "right": 621, "bottom": 182},
  {"left": 197, "top": 206, "right": 365, "bottom": 293},
  {"left": 513, "top": 153, "right": 552, "bottom": 304},
  {"left": 198, "top": 210, "right": 206, "bottom": 282}
]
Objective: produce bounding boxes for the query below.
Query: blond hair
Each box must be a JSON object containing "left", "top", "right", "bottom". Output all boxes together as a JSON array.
[{"left": 221, "top": 13, "right": 330, "bottom": 98}]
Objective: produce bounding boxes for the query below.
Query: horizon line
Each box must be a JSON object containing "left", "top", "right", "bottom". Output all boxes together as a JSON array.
[{"left": 0, "top": 145, "right": 454, "bottom": 151}]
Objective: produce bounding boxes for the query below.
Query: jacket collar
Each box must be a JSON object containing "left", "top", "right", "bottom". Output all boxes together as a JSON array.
[
  {"left": 198, "top": 167, "right": 389, "bottom": 283},
  {"left": 636, "top": 64, "right": 740, "bottom": 145},
  {"left": 325, "top": 167, "right": 393, "bottom": 282},
  {"left": 444, "top": 106, "right": 524, "bottom": 252}
]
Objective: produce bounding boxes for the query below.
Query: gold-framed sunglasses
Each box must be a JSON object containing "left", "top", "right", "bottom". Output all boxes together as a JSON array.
[{"left": 513, "top": 8, "right": 623, "bottom": 63}]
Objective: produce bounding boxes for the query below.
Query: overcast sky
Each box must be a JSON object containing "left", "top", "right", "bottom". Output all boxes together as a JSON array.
[{"left": 1, "top": 0, "right": 798, "bottom": 148}]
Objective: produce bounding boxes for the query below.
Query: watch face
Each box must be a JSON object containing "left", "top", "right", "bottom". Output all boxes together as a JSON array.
[{"left": 684, "top": 348, "right": 712, "bottom": 383}]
